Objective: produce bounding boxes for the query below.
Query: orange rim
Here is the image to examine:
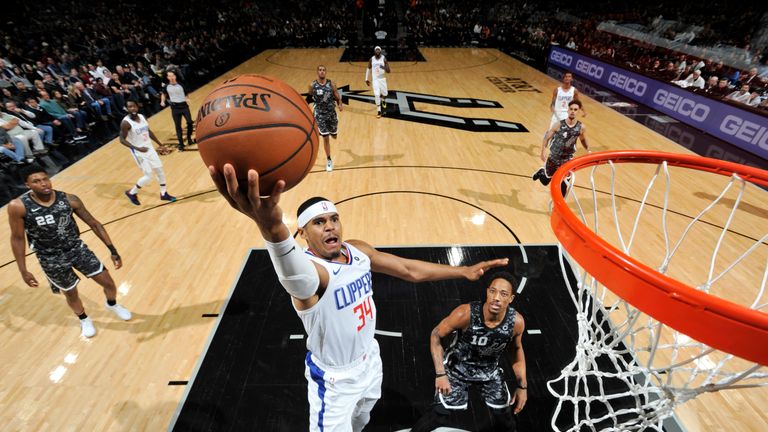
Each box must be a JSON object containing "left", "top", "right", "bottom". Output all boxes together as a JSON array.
[{"left": 550, "top": 150, "right": 768, "bottom": 366}]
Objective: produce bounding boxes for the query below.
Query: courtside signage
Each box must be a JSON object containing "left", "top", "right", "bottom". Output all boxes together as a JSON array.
[{"left": 549, "top": 46, "right": 768, "bottom": 158}]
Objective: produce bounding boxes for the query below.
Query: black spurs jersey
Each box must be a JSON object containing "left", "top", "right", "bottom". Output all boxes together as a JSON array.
[
  {"left": 446, "top": 301, "right": 517, "bottom": 382},
  {"left": 549, "top": 120, "right": 582, "bottom": 160},
  {"left": 311, "top": 79, "right": 336, "bottom": 116},
  {"left": 21, "top": 191, "right": 81, "bottom": 254}
]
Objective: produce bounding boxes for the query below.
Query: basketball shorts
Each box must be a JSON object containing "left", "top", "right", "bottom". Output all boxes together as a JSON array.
[
  {"left": 436, "top": 368, "right": 511, "bottom": 410},
  {"left": 545, "top": 152, "right": 574, "bottom": 178},
  {"left": 131, "top": 148, "right": 163, "bottom": 176},
  {"left": 372, "top": 78, "right": 388, "bottom": 97},
  {"left": 305, "top": 340, "right": 383, "bottom": 431},
  {"left": 37, "top": 242, "right": 104, "bottom": 292},
  {"left": 314, "top": 110, "right": 338, "bottom": 136},
  {"left": 549, "top": 111, "right": 568, "bottom": 129}
]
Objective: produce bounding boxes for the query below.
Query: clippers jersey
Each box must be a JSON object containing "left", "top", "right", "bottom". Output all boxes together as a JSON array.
[
  {"left": 299, "top": 242, "right": 376, "bottom": 367},
  {"left": 554, "top": 86, "right": 575, "bottom": 115},
  {"left": 21, "top": 191, "right": 81, "bottom": 254},
  {"left": 371, "top": 55, "right": 387, "bottom": 79},
  {"left": 447, "top": 301, "right": 517, "bottom": 382}
]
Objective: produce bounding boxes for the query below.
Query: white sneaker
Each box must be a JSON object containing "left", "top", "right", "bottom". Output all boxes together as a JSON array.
[
  {"left": 80, "top": 317, "right": 96, "bottom": 338},
  {"left": 105, "top": 302, "right": 132, "bottom": 321},
  {"left": 326, "top": 159, "right": 333, "bottom": 172}
]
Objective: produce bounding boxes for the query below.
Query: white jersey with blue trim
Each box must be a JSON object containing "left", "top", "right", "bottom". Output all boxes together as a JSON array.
[
  {"left": 554, "top": 86, "right": 575, "bottom": 115},
  {"left": 297, "top": 242, "right": 376, "bottom": 367},
  {"left": 371, "top": 55, "right": 387, "bottom": 80},
  {"left": 123, "top": 114, "right": 159, "bottom": 162}
]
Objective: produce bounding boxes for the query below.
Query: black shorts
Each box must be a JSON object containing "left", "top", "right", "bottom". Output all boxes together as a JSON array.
[
  {"left": 37, "top": 242, "right": 104, "bottom": 291},
  {"left": 314, "top": 111, "right": 338, "bottom": 136},
  {"left": 436, "top": 369, "right": 511, "bottom": 410}
]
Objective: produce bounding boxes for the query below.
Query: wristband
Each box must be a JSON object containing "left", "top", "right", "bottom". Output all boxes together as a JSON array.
[
  {"left": 435, "top": 372, "right": 446, "bottom": 378},
  {"left": 107, "top": 245, "right": 119, "bottom": 256},
  {"left": 518, "top": 386, "right": 527, "bottom": 390}
]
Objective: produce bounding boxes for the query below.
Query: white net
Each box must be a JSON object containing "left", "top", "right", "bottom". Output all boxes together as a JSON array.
[{"left": 547, "top": 158, "right": 768, "bottom": 432}]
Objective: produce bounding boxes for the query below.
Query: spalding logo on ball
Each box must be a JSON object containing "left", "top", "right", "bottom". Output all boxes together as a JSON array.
[{"left": 196, "top": 74, "right": 319, "bottom": 194}]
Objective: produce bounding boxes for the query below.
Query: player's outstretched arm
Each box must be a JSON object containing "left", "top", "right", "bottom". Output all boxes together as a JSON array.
[
  {"left": 349, "top": 239, "right": 508, "bottom": 282},
  {"left": 7, "top": 199, "right": 38, "bottom": 287},
  {"left": 431, "top": 304, "right": 471, "bottom": 396},
  {"left": 332, "top": 82, "right": 343, "bottom": 111},
  {"left": 510, "top": 314, "right": 527, "bottom": 414},
  {"left": 69, "top": 193, "right": 122, "bottom": 269}
]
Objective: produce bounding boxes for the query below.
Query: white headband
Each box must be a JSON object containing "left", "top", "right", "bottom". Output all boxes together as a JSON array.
[
  {"left": 374, "top": 46, "right": 381, "bottom": 52},
  {"left": 297, "top": 200, "right": 338, "bottom": 228}
]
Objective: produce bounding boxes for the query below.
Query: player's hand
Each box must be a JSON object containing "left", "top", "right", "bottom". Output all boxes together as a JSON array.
[
  {"left": 510, "top": 387, "right": 527, "bottom": 414},
  {"left": 160, "top": 101, "right": 166, "bottom": 107},
  {"left": 435, "top": 376, "right": 451, "bottom": 395},
  {"left": 21, "top": 270, "right": 39, "bottom": 287},
  {"left": 135, "top": 146, "right": 148, "bottom": 153},
  {"left": 463, "top": 258, "right": 509, "bottom": 281},
  {"left": 338, "top": 103, "right": 344, "bottom": 112},
  {"left": 365, "top": 80, "right": 370, "bottom": 87},
  {"left": 156, "top": 146, "right": 172, "bottom": 155},
  {"left": 111, "top": 254, "right": 122, "bottom": 269},
  {"left": 209, "top": 164, "right": 286, "bottom": 234}
]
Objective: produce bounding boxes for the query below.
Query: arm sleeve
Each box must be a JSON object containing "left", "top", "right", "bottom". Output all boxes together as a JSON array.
[{"left": 264, "top": 236, "right": 320, "bottom": 300}]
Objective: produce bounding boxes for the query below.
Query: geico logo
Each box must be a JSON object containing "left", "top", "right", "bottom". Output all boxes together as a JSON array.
[
  {"left": 720, "top": 115, "right": 768, "bottom": 149},
  {"left": 575, "top": 60, "right": 604, "bottom": 78},
  {"left": 550, "top": 51, "right": 573, "bottom": 66},
  {"left": 652, "top": 90, "right": 710, "bottom": 121},
  {"left": 607, "top": 72, "right": 647, "bottom": 96}
]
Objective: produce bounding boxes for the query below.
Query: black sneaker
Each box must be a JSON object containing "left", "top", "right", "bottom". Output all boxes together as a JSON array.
[{"left": 125, "top": 191, "right": 140, "bottom": 205}]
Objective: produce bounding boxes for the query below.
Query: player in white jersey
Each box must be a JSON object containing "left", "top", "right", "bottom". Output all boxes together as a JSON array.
[
  {"left": 119, "top": 100, "right": 176, "bottom": 205},
  {"left": 548, "top": 72, "right": 586, "bottom": 130},
  {"left": 365, "top": 46, "right": 390, "bottom": 118},
  {"left": 209, "top": 165, "right": 508, "bottom": 432}
]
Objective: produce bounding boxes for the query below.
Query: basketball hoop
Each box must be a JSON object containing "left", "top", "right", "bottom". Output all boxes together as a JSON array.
[{"left": 547, "top": 150, "right": 768, "bottom": 431}]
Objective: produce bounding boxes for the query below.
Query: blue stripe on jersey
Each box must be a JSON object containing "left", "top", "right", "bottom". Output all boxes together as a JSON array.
[{"left": 306, "top": 352, "right": 327, "bottom": 431}]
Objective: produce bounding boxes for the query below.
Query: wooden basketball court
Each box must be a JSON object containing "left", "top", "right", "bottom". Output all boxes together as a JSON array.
[{"left": 0, "top": 48, "right": 765, "bottom": 431}]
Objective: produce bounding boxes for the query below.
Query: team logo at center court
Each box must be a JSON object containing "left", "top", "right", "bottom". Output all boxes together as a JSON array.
[{"left": 304, "top": 86, "right": 528, "bottom": 133}]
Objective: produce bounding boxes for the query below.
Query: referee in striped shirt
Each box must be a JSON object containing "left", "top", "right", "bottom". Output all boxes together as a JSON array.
[{"left": 160, "top": 71, "right": 194, "bottom": 151}]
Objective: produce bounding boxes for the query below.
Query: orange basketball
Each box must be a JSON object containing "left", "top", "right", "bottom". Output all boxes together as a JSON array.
[{"left": 196, "top": 74, "right": 319, "bottom": 194}]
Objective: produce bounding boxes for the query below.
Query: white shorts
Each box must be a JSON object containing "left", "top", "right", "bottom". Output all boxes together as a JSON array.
[
  {"left": 372, "top": 78, "right": 388, "bottom": 97},
  {"left": 549, "top": 111, "right": 568, "bottom": 129},
  {"left": 131, "top": 148, "right": 162, "bottom": 175},
  {"left": 305, "top": 339, "right": 383, "bottom": 432}
]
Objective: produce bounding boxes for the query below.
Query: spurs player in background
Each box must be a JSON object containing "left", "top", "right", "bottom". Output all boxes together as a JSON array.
[
  {"left": 8, "top": 164, "right": 132, "bottom": 338},
  {"left": 548, "top": 72, "right": 586, "bottom": 131},
  {"left": 365, "top": 46, "right": 390, "bottom": 118},
  {"left": 209, "top": 164, "right": 508, "bottom": 432},
  {"left": 412, "top": 271, "right": 527, "bottom": 432},
  {"left": 120, "top": 100, "right": 177, "bottom": 205},
  {"left": 533, "top": 100, "right": 589, "bottom": 197},
  {"left": 308, "top": 65, "right": 343, "bottom": 172}
]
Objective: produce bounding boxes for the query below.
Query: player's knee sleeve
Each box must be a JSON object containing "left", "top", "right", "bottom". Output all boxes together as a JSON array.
[
  {"left": 136, "top": 174, "right": 152, "bottom": 187},
  {"left": 154, "top": 167, "right": 167, "bottom": 184},
  {"left": 265, "top": 236, "right": 319, "bottom": 299}
]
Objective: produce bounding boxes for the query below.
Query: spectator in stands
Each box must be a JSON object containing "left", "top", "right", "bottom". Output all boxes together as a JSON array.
[
  {"left": 52, "top": 90, "right": 90, "bottom": 129},
  {"left": 0, "top": 109, "right": 46, "bottom": 156},
  {"left": 74, "top": 82, "right": 113, "bottom": 120},
  {"left": 0, "top": 128, "right": 28, "bottom": 164},
  {"left": 37, "top": 90, "right": 87, "bottom": 139},
  {"left": 712, "top": 78, "right": 731, "bottom": 98},
  {"left": 738, "top": 67, "right": 761, "bottom": 87},
  {"left": 746, "top": 91, "right": 762, "bottom": 107},
  {"left": 6, "top": 100, "right": 56, "bottom": 148},
  {"left": 673, "top": 69, "right": 705, "bottom": 89},
  {"left": 697, "top": 76, "right": 719, "bottom": 94},
  {"left": 659, "top": 62, "right": 679, "bottom": 81},
  {"left": 92, "top": 78, "right": 124, "bottom": 113},
  {"left": 726, "top": 84, "right": 752, "bottom": 104}
]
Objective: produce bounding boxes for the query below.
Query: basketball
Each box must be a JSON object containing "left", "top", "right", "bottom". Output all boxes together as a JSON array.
[{"left": 195, "top": 74, "right": 319, "bottom": 194}]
